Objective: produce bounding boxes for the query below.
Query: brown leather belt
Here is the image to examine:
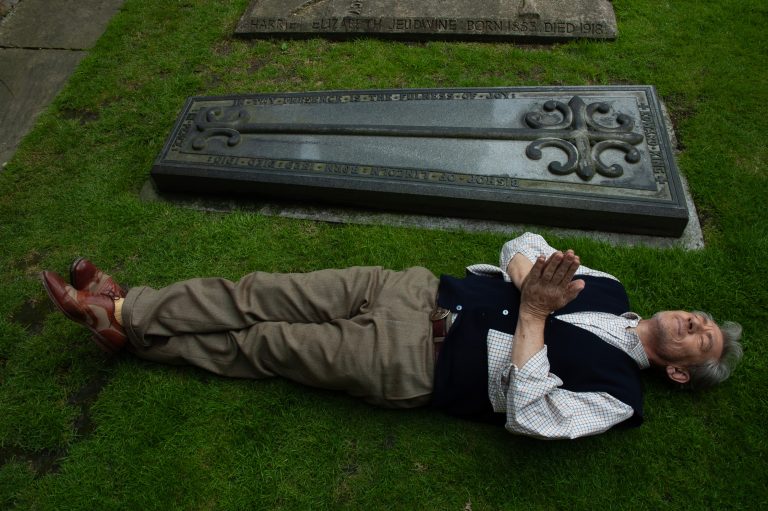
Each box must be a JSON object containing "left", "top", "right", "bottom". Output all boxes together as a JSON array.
[{"left": 430, "top": 307, "right": 453, "bottom": 361}]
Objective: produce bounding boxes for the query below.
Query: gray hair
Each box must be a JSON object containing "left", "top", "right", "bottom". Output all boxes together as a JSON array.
[{"left": 685, "top": 312, "right": 744, "bottom": 390}]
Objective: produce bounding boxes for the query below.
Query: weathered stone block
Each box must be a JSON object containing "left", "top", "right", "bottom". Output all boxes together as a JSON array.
[{"left": 235, "top": 0, "right": 617, "bottom": 42}]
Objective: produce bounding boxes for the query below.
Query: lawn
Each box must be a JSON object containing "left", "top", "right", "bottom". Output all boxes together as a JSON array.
[{"left": 1, "top": 0, "right": 766, "bottom": 509}]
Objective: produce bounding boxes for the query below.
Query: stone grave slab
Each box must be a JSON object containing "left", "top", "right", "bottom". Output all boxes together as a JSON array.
[
  {"left": 151, "top": 86, "right": 689, "bottom": 236},
  {"left": 235, "top": 0, "right": 617, "bottom": 42}
]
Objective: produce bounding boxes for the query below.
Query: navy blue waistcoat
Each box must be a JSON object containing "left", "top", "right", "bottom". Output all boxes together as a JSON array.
[{"left": 431, "top": 271, "right": 644, "bottom": 428}]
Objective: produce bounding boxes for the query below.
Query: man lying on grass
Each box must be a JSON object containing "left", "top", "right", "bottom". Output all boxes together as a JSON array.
[{"left": 40, "top": 233, "right": 743, "bottom": 439}]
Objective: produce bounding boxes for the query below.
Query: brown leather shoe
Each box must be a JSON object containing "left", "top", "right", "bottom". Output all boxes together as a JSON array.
[
  {"left": 41, "top": 270, "right": 127, "bottom": 354},
  {"left": 69, "top": 257, "right": 125, "bottom": 299}
]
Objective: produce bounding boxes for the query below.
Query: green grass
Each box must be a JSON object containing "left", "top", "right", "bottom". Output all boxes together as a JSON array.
[{"left": 1, "top": 0, "right": 767, "bottom": 508}]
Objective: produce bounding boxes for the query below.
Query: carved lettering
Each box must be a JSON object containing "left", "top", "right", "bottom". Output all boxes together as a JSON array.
[
  {"left": 544, "top": 21, "right": 575, "bottom": 33},
  {"left": 640, "top": 112, "right": 660, "bottom": 147},
  {"left": 237, "top": 90, "right": 514, "bottom": 106},
  {"left": 578, "top": 22, "right": 605, "bottom": 34},
  {"left": 247, "top": 16, "right": 606, "bottom": 37},
  {"left": 247, "top": 17, "right": 609, "bottom": 36},
  {"left": 203, "top": 154, "right": 520, "bottom": 190},
  {"left": 249, "top": 18, "right": 300, "bottom": 31},
  {"left": 637, "top": 103, "right": 667, "bottom": 182},
  {"left": 172, "top": 121, "right": 192, "bottom": 151},
  {"left": 312, "top": 18, "right": 339, "bottom": 30},
  {"left": 341, "top": 17, "right": 360, "bottom": 29},
  {"left": 509, "top": 20, "right": 538, "bottom": 32},
  {"left": 387, "top": 18, "right": 458, "bottom": 31},
  {"left": 207, "top": 156, "right": 241, "bottom": 166},
  {"left": 467, "top": 20, "right": 505, "bottom": 32}
]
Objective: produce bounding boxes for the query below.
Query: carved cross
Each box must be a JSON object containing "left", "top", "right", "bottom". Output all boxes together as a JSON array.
[{"left": 189, "top": 95, "right": 644, "bottom": 181}]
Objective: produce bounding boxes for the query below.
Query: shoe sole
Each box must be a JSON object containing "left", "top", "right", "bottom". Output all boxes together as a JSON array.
[{"left": 41, "top": 272, "right": 120, "bottom": 355}]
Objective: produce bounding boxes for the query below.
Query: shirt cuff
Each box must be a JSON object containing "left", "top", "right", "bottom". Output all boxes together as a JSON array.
[
  {"left": 489, "top": 346, "right": 554, "bottom": 413},
  {"left": 512, "top": 346, "right": 552, "bottom": 380},
  {"left": 499, "top": 232, "right": 556, "bottom": 281},
  {"left": 508, "top": 346, "right": 563, "bottom": 409}
]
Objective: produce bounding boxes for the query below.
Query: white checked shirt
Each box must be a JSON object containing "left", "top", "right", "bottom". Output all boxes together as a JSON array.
[{"left": 465, "top": 233, "right": 650, "bottom": 440}]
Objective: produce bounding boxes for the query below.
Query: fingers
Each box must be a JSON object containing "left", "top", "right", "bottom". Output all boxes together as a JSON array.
[
  {"left": 560, "top": 250, "right": 581, "bottom": 283},
  {"left": 529, "top": 254, "right": 548, "bottom": 281},
  {"left": 541, "top": 250, "right": 580, "bottom": 285},
  {"left": 565, "top": 278, "right": 586, "bottom": 301},
  {"left": 539, "top": 251, "right": 563, "bottom": 283}
]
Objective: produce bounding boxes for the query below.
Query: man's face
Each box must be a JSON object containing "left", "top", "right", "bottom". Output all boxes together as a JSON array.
[{"left": 650, "top": 310, "right": 724, "bottom": 366}]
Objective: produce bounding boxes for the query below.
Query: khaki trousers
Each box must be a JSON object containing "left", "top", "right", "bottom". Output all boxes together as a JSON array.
[{"left": 122, "top": 266, "right": 439, "bottom": 408}]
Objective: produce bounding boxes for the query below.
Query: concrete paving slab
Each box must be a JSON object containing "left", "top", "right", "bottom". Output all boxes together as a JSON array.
[
  {"left": 0, "top": 48, "right": 85, "bottom": 165},
  {"left": 0, "top": 0, "right": 124, "bottom": 167},
  {"left": 0, "top": 0, "right": 123, "bottom": 49}
]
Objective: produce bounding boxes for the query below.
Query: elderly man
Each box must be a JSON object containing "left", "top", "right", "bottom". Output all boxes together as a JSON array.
[{"left": 40, "top": 233, "right": 742, "bottom": 439}]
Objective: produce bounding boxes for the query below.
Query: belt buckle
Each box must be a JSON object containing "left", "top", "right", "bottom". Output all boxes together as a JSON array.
[{"left": 430, "top": 307, "right": 450, "bottom": 321}]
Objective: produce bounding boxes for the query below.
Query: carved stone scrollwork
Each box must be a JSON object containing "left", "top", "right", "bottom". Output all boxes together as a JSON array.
[
  {"left": 524, "top": 100, "right": 572, "bottom": 130},
  {"left": 592, "top": 140, "right": 641, "bottom": 177},
  {"left": 190, "top": 107, "right": 250, "bottom": 149},
  {"left": 525, "top": 138, "right": 578, "bottom": 175},
  {"left": 523, "top": 96, "right": 644, "bottom": 180}
]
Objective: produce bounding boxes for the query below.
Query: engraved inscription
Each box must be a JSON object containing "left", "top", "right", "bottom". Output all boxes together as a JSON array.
[
  {"left": 387, "top": 18, "right": 459, "bottom": 31},
  {"left": 204, "top": 155, "right": 520, "bottom": 190},
  {"left": 171, "top": 119, "right": 193, "bottom": 152},
  {"left": 312, "top": 18, "right": 339, "bottom": 30},
  {"left": 467, "top": 20, "right": 539, "bottom": 33},
  {"left": 249, "top": 18, "right": 302, "bottom": 31},
  {"left": 262, "top": 17, "right": 608, "bottom": 36},
  {"left": 542, "top": 21, "right": 606, "bottom": 35},
  {"left": 638, "top": 102, "right": 668, "bottom": 185},
  {"left": 234, "top": 90, "right": 512, "bottom": 106},
  {"left": 236, "top": 0, "right": 618, "bottom": 41}
]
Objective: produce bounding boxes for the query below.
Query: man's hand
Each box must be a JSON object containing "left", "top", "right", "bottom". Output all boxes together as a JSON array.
[
  {"left": 520, "top": 250, "right": 585, "bottom": 320},
  {"left": 511, "top": 250, "right": 585, "bottom": 367}
]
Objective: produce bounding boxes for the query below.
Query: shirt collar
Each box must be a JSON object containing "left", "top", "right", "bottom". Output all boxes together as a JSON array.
[{"left": 622, "top": 312, "right": 650, "bottom": 369}]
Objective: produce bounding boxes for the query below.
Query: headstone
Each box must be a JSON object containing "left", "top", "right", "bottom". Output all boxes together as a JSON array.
[
  {"left": 151, "top": 86, "right": 689, "bottom": 236},
  {"left": 235, "top": 0, "right": 617, "bottom": 42}
]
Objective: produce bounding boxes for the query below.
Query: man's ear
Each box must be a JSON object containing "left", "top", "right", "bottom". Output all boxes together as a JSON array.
[{"left": 666, "top": 365, "right": 690, "bottom": 384}]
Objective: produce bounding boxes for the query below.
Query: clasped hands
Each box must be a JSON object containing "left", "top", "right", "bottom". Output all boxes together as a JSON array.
[{"left": 519, "top": 250, "right": 585, "bottom": 321}]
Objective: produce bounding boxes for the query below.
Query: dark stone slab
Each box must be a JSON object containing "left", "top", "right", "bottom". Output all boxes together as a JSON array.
[
  {"left": 235, "top": 0, "right": 617, "bottom": 42},
  {"left": 151, "top": 86, "right": 689, "bottom": 236}
]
